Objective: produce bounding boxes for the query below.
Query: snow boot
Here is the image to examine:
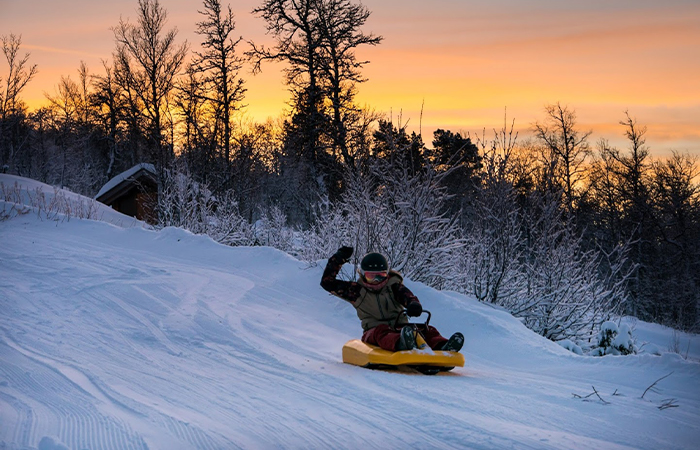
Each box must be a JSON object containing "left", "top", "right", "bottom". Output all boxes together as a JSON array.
[
  {"left": 397, "top": 326, "right": 416, "bottom": 351},
  {"left": 441, "top": 332, "right": 464, "bottom": 352}
]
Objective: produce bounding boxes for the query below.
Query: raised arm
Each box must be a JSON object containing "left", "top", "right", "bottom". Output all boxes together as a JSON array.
[{"left": 320, "top": 246, "right": 361, "bottom": 302}]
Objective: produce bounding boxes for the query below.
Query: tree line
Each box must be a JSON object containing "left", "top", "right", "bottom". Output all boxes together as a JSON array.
[{"left": 1, "top": 0, "right": 698, "bottom": 340}]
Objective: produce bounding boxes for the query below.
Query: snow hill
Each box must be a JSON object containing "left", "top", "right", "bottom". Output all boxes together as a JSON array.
[{"left": 1, "top": 174, "right": 699, "bottom": 450}]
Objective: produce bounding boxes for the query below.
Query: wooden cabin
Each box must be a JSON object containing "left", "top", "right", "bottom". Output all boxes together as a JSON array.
[{"left": 96, "top": 163, "right": 158, "bottom": 224}]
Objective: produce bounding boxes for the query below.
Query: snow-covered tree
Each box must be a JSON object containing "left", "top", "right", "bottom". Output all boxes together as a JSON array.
[
  {"left": 297, "top": 195, "right": 355, "bottom": 264},
  {"left": 457, "top": 119, "right": 526, "bottom": 305},
  {"left": 591, "top": 320, "right": 636, "bottom": 356},
  {"left": 328, "top": 151, "right": 463, "bottom": 287},
  {"left": 454, "top": 120, "right": 631, "bottom": 345},
  {"left": 516, "top": 192, "right": 629, "bottom": 343},
  {"left": 378, "top": 160, "right": 464, "bottom": 288},
  {"left": 459, "top": 164, "right": 523, "bottom": 303},
  {"left": 156, "top": 166, "right": 253, "bottom": 246},
  {"left": 254, "top": 204, "right": 296, "bottom": 253}
]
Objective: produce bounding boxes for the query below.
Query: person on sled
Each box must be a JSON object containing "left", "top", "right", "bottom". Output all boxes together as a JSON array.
[{"left": 321, "top": 246, "right": 464, "bottom": 353}]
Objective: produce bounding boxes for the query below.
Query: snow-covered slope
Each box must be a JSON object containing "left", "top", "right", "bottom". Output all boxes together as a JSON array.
[
  {"left": 1, "top": 173, "right": 144, "bottom": 228},
  {"left": 1, "top": 176, "right": 699, "bottom": 450}
]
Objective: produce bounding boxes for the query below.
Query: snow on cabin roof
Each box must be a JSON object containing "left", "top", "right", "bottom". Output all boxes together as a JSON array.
[{"left": 96, "top": 163, "right": 156, "bottom": 199}]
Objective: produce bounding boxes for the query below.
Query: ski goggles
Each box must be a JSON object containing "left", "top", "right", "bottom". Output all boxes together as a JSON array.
[{"left": 362, "top": 270, "right": 388, "bottom": 284}]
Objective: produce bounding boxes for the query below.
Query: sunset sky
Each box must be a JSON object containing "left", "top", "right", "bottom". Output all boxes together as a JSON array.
[{"left": 1, "top": 0, "right": 698, "bottom": 157}]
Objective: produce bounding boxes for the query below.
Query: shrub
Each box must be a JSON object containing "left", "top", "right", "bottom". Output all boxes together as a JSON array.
[{"left": 591, "top": 321, "right": 636, "bottom": 356}]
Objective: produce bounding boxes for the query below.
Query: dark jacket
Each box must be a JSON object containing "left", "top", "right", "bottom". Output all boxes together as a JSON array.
[{"left": 320, "top": 253, "right": 420, "bottom": 331}]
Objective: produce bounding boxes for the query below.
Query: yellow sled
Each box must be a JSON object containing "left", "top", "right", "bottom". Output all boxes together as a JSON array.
[{"left": 342, "top": 311, "right": 464, "bottom": 375}]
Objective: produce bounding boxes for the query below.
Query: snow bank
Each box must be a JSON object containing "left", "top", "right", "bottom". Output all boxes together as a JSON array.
[{"left": 1, "top": 173, "right": 145, "bottom": 228}]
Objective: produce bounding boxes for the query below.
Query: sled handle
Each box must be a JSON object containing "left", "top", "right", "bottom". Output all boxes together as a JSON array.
[{"left": 394, "top": 309, "right": 431, "bottom": 329}]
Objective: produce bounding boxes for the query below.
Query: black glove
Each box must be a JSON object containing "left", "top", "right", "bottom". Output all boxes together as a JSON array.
[
  {"left": 406, "top": 301, "right": 422, "bottom": 317},
  {"left": 336, "top": 246, "right": 353, "bottom": 262}
]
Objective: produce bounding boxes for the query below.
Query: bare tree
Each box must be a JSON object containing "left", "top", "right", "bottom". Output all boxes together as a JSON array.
[
  {"left": 0, "top": 34, "right": 37, "bottom": 118},
  {"left": 92, "top": 60, "right": 126, "bottom": 180},
  {"left": 533, "top": 102, "right": 591, "bottom": 214},
  {"left": 0, "top": 34, "right": 38, "bottom": 174},
  {"left": 315, "top": 0, "right": 382, "bottom": 166},
  {"left": 173, "top": 65, "right": 215, "bottom": 179},
  {"left": 460, "top": 176, "right": 523, "bottom": 304},
  {"left": 585, "top": 113, "right": 655, "bottom": 320},
  {"left": 112, "top": 0, "right": 189, "bottom": 171},
  {"left": 76, "top": 61, "right": 93, "bottom": 126},
  {"left": 248, "top": 0, "right": 324, "bottom": 160},
  {"left": 248, "top": 0, "right": 383, "bottom": 225},
  {"left": 45, "top": 75, "right": 81, "bottom": 188},
  {"left": 248, "top": 0, "right": 328, "bottom": 225},
  {"left": 587, "top": 138, "right": 625, "bottom": 239},
  {"left": 193, "top": 0, "right": 246, "bottom": 164}
]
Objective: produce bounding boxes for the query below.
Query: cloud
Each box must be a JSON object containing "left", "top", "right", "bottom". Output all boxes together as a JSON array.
[{"left": 23, "top": 44, "right": 105, "bottom": 59}]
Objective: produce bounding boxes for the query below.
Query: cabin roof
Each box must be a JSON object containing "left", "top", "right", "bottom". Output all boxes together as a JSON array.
[{"left": 95, "top": 163, "right": 157, "bottom": 204}]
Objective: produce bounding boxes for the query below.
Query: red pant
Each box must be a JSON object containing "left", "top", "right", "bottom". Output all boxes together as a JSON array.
[{"left": 362, "top": 324, "right": 448, "bottom": 351}]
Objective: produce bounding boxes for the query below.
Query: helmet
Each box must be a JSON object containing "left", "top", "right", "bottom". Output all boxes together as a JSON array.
[
  {"left": 360, "top": 252, "right": 388, "bottom": 271},
  {"left": 359, "top": 252, "right": 389, "bottom": 285}
]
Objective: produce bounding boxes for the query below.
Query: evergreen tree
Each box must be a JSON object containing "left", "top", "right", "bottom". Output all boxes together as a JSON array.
[{"left": 431, "top": 128, "right": 481, "bottom": 214}]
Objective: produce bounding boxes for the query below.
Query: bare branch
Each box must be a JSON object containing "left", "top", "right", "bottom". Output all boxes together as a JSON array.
[
  {"left": 642, "top": 372, "right": 674, "bottom": 399},
  {"left": 658, "top": 399, "right": 679, "bottom": 410},
  {"left": 591, "top": 386, "right": 610, "bottom": 404}
]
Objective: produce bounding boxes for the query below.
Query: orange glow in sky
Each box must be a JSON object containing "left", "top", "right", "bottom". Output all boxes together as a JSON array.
[{"left": 1, "top": 0, "right": 698, "bottom": 157}]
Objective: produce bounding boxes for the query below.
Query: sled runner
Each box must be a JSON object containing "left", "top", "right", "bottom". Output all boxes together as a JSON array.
[{"left": 342, "top": 311, "right": 464, "bottom": 375}]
